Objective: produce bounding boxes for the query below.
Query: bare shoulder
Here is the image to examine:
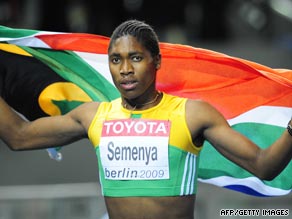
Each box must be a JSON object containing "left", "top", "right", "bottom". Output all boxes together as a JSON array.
[
  {"left": 186, "top": 99, "right": 220, "bottom": 120},
  {"left": 186, "top": 99, "right": 213, "bottom": 110},
  {"left": 68, "top": 101, "right": 101, "bottom": 130}
]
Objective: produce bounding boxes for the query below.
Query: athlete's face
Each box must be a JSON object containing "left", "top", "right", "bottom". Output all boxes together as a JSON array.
[{"left": 108, "top": 35, "right": 161, "bottom": 102}]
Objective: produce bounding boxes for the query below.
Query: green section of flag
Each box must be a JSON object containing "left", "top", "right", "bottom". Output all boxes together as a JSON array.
[
  {"left": 0, "top": 26, "right": 38, "bottom": 38},
  {"left": 22, "top": 46, "right": 119, "bottom": 102},
  {"left": 52, "top": 100, "right": 86, "bottom": 114},
  {"left": 199, "top": 123, "right": 292, "bottom": 190}
]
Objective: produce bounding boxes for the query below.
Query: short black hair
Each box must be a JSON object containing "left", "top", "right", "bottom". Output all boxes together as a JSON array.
[{"left": 108, "top": 19, "right": 160, "bottom": 57}]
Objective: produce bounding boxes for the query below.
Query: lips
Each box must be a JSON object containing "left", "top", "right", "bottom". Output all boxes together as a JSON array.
[{"left": 120, "top": 79, "right": 138, "bottom": 90}]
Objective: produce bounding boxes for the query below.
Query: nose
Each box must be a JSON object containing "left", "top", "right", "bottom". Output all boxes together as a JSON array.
[{"left": 120, "top": 60, "right": 134, "bottom": 75}]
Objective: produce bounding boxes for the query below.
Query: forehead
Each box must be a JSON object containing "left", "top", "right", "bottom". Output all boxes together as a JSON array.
[{"left": 108, "top": 35, "right": 146, "bottom": 54}]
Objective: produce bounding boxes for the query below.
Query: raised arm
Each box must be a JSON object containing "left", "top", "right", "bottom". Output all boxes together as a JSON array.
[
  {"left": 186, "top": 99, "right": 292, "bottom": 180},
  {"left": 0, "top": 97, "right": 98, "bottom": 151}
]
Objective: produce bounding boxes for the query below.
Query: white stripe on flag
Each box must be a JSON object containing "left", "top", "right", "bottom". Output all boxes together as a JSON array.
[
  {"left": 198, "top": 176, "right": 291, "bottom": 196},
  {"left": 8, "top": 38, "right": 51, "bottom": 48},
  {"left": 228, "top": 106, "right": 292, "bottom": 127},
  {"left": 3, "top": 31, "right": 64, "bottom": 48},
  {"left": 75, "top": 52, "right": 114, "bottom": 86}
]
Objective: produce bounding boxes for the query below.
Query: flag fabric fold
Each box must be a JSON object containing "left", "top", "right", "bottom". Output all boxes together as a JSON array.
[{"left": 0, "top": 25, "right": 291, "bottom": 197}]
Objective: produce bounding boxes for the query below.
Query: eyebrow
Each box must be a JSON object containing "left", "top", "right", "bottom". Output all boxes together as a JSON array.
[
  {"left": 109, "top": 51, "right": 142, "bottom": 58},
  {"left": 108, "top": 53, "right": 120, "bottom": 58}
]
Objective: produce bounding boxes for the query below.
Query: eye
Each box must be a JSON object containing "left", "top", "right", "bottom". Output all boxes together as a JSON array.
[
  {"left": 132, "top": 55, "right": 142, "bottom": 62},
  {"left": 111, "top": 57, "right": 120, "bottom": 64}
]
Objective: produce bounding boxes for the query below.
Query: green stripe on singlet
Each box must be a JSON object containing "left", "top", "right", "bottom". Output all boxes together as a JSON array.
[{"left": 131, "top": 113, "right": 142, "bottom": 119}]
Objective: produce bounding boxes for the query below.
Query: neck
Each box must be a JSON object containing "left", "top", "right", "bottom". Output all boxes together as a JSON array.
[{"left": 123, "top": 91, "right": 162, "bottom": 110}]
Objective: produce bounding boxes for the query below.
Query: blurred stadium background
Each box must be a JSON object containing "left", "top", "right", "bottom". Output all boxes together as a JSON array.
[{"left": 0, "top": 0, "right": 292, "bottom": 218}]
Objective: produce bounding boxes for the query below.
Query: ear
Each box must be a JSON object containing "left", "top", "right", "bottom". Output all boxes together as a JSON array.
[{"left": 155, "top": 54, "right": 161, "bottom": 70}]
